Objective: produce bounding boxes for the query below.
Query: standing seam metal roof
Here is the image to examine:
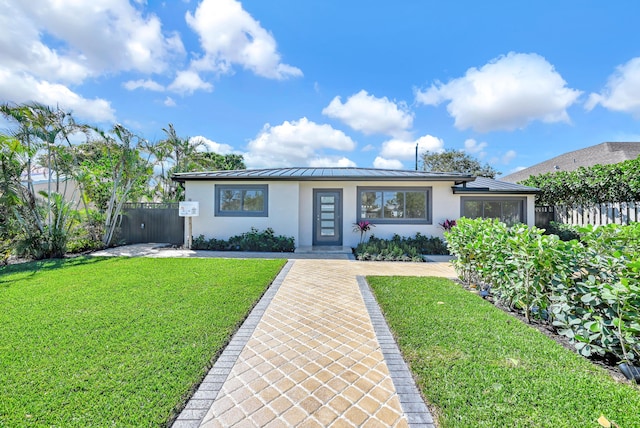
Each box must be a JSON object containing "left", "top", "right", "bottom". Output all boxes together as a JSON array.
[
  {"left": 453, "top": 176, "right": 538, "bottom": 193},
  {"left": 172, "top": 167, "right": 475, "bottom": 181}
]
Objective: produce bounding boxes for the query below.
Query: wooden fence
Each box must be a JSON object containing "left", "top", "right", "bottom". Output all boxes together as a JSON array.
[{"left": 542, "top": 202, "right": 640, "bottom": 226}]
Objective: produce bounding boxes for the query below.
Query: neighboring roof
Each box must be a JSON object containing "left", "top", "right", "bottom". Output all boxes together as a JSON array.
[
  {"left": 452, "top": 176, "right": 539, "bottom": 194},
  {"left": 172, "top": 167, "right": 475, "bottom": 183},
  {"left": 501, "top": 142, "right": 640, "bottom": 183}
]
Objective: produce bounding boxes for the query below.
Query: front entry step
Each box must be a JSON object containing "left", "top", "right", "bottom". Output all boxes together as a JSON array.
[{"left": 294, "top": 245, "right": 353, "bottom": 254}]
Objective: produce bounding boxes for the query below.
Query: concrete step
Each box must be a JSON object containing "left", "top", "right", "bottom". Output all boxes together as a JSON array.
[{"left": 294, "top": 245, "right": 353, "bottom": 254}]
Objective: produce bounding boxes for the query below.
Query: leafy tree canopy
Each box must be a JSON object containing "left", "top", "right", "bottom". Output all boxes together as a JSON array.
[
  {"left": 421, "top": 149, "right": 500, "bottom": 178},
  {"left": 522, "top": 157, "right": 640, "bottom": 206}
]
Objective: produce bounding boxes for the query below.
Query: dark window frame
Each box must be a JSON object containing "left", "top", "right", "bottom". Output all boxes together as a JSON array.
[
  {"left": 214, "top": 184, "right": 269, "bottom": 217},
  {"left": 357, "top": 186, "right": 432, "bottom": 224},
  {"left": 460, "top": 196, "right": 527, "bottom": 225}
]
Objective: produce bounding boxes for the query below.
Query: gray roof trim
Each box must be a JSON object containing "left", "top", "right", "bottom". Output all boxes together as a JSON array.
[
  {"left": 452, "top": 176, "right": 539, "bottom": 194},
  {"left": 172, "top": 167, "right": 475, "bottom": 183}
]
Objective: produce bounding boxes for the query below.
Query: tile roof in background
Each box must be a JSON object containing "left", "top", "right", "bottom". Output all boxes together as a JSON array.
[{"left": 501, "top": 142, "right": 640, "bottom": 183}]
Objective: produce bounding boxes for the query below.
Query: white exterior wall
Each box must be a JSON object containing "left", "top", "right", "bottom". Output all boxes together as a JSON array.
[
  {"left": 298, "top": 180, "right": 460, "bottom": 247},
  {"left": 184, "top": 180, "right": 300, "bottom": 244},
  {"left": 526, "top": 194, "right": 536, "bottom": 226},
  {"left": 183, "top": 179, "right": 536, "bottom": 249}
]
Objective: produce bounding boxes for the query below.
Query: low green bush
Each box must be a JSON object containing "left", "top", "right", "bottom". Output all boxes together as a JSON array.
[
  {"left": 354, "top": 233, "right": 447, "bottom": 262},
  {"left": 192, "top": 227, "right": 295, "bottom": 252},
  {"left": 446, "top": 218, "right": 640, "bottom": 365},
  {"left": 545, "top": 221, "right": 581, "bottom": 241}
]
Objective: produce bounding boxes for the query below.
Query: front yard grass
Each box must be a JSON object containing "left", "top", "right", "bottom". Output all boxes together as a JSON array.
[
  {"left": 0, "top": 257, "right": 285, "bottom": 427},
  {"left": 368, "top": 276, "right": 640, "bottom": 428}
]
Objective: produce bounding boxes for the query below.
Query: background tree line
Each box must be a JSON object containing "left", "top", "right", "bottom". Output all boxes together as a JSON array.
[
  {"left": 521, "top": 158, "right": 640, "bottom": 206},
  {"left": 0, "top": 102, "right": 244, "bottom": 261}
]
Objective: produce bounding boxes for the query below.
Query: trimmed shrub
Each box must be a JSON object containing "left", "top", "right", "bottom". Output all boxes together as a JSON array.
[
  {"left": 446, "top": 218, "right": 640, "bottom": 364},
  {"left": 192, "top": 227, "right": 295, "bottom": 252},
  {"left": 353, "top": 233, "right": 447, "bottom": 262}
]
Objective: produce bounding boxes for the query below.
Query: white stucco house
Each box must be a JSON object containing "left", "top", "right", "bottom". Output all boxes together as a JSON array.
[{"left": 172, "top": 167, "right": 538, "bottom": 249}]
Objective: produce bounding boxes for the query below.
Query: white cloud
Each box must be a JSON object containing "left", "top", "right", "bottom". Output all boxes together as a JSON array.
[
  {"left": 308, "top": 157, "right": 357, "bottom": 167},
  {"left": 586, "top": 57, "right": 640, "bottom": 116},
  {"left": 163, "top": 96, "right": 176, "bottom": 107},
  {"left": 124, "top": 79, "right": 165, "bottom": 91},
  {"left": 380, "top": 135, "right": 444, "bottom": 160},
  {"left": 502, "top": 150, "right": 517, "bottom": 164},
  {"left": 185, "top": 0, "right": 302, "bottom": 80},
  {"left": 168, "top": 70, "right": 213, "bottom": 94},
  {"left": 0, "top": 67, "right": 115, "bottom": 123},
  {"left": 508, "top": 166, "right": 527, "bottom": 174},
  {"left": 190, "top": 136, "right": 234, "bottom": 154},
  {"left": 373, "top": 156, "right": 404, "bottom": 170},
  {"left": 5, "top": 0, "right": 184, "bottom": 78},
  {"left": 416, "top": 52, "right": 582, "bottom": 132},
  {"left": 244, "top": 117, "right": 356, "bottom": 168},
  {"left": 0, "top": 0, "right": 186, "bottom": 122},
  {"left": 322, "top": 90, "right": 413, "bottom": 137},
  {"left": 463, "top": 138, "right": 488, "bottom": 157}
]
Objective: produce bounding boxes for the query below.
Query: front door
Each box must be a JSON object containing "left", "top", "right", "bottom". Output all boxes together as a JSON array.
[{"left": 313, "top": 189, "right": 342, "bottom": 246}]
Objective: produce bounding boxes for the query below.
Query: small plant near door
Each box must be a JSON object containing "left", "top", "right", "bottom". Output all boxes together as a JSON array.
[{"left": 353, "top": 220, "right": 375, "bottom": 244}]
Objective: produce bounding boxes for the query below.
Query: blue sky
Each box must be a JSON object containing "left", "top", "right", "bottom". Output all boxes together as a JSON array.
[{"left": 2, "top": 0, "right": 640, "bottom": 176}]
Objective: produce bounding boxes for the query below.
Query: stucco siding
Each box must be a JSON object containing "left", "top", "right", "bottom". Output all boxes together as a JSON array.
[
  {"left": 298, "top": 180, "right": 458, "bottom": 247},
  {"left": 182, "top": 179, "right": 535, "bottom": 249},
  {"left": 184, "top": 180, "right": 300, "bottom": 244}
]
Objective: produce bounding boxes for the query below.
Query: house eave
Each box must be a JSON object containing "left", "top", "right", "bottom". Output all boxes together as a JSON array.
[{"left": 452, "top": 188, "right": 539, "bottom": 195}]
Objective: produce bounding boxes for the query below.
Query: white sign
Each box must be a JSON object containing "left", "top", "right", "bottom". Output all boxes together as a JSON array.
[{"left": 179, "top": 201, "right": 199, "bottom": 217}]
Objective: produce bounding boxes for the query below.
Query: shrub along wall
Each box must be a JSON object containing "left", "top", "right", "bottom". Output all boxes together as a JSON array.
[
  {"left": 446, "top": 218, "right": 640, "bottom": 365},
  {"left": 192, "top": 227, "right": 295, "bottom": 252}
]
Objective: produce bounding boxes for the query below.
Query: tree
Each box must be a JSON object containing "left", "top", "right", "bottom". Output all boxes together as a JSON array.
[
  {"left": 0, "top": 103, "right": 85, "bottom": 258},
  {"left": 421, "top": 149, "right": 500, "bottom": 178},
  {"left": 147, "top": 124, "right": 246, "bottom": 202},
  {"left": 78, "top": 125, "right": 152, "bottom": 246}
]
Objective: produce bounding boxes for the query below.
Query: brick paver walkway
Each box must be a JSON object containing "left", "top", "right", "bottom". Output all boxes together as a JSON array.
[{"left": 173, "top": 259, "right": 456, "bottom": 427}]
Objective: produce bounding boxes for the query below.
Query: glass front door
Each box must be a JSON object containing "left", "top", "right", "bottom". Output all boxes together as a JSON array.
[{"left": 313, "top": 189, "right": 342, "bottom": 246}]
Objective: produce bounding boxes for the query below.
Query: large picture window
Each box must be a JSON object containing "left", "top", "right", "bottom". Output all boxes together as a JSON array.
[
  {"left": 461, "top": 197, "right": 526, "bottom": 226},
  {"left": 358, "top": 187, "right": 431, "bottom": 224},
  {"left": 215, "top": 184, "right": 268, "bottom": 217}
]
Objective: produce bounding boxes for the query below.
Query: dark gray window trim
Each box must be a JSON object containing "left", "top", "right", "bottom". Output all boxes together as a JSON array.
[
  {"left": 460, "top": 196, "right": 527, "bottom": 224},
  {"left": 215, "top": 184, "right": 268, "bottom": 217},
  {"left": 357, "top": 186, "right": 432, "bottom": 225}
]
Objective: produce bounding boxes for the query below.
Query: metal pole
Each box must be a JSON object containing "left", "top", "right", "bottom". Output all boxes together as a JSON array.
[{"left": 415, "top": 143, "right": 418, "bottom": 170}]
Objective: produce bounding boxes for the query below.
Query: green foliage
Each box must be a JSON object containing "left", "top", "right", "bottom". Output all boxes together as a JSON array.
[
  {"left": 192, "top": 227, "right": 295, "bottom": 252},
  {"left": 0, "top": 257, "right": 285, "bottom": 426},
  {"left": 422, "top": 148, "right": 500, "bottom": 178},
  {"left": 149, "top": 124, "right": 246, "bottom": 202},
  {"left": 354, "top": 233, "right": 448, "bottom": 262},
  {"left": 522, "top": 157, "right": 640, "bottom": 205},
  {"left": 446, "top": 218, "right": 640, "bottom": 364},
  {"left": 1, "top": 105, "right": 247, "bottom": 259},
  {"left": 545, "top": 221, "right": 581, "bottom": 241},
  {"left": 369, "top": 275, "right": 640, "bottom": 427}
]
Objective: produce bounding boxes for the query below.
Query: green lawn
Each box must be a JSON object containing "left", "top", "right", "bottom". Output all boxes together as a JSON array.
[
  {"left": 0, "top": 257, "right": 285, "bottom": 427},
  {"left": 368, "top": 276, "right": 640, "bottom": 428}
]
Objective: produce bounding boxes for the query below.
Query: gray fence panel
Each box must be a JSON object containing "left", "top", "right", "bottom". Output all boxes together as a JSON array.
[
  {"left": 120, "top": 203, "right": 184, "bottom": 244},
  {"left": 535, "top": 206, "right": 555, "bottom": 229}
]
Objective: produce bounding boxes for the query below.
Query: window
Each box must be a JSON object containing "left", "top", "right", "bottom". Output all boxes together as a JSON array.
[
  {"left": 358, "top": 187, "right": 431, "bottom": 224},
  {"left": 215, "top": 184, "right": 268, "bottom": 217},
  {"left": 461, "top": 197, "right": 526, "bottom": 226}
]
